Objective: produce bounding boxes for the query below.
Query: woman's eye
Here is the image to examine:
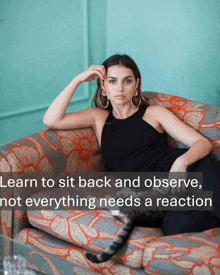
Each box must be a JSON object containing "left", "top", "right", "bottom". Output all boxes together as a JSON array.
[
  {"left": 125, "top": 80, "right": 132, "bottom": 84},
  {"left": 109, "top": 80, "right": 115, "bottom": 84}
]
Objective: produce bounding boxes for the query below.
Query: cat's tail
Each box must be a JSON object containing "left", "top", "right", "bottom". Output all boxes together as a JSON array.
[{"left": 85, "top": 218, "right": 135, "bottom": 263}]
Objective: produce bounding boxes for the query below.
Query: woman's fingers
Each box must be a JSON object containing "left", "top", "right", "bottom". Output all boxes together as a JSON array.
[
  {"left": 169, "top": 172, "right": 188, "bottom": 194},
  {"left": 91, "top": 65, "right": 106, "bottom": 80},
  {"left": 95, "top": 69, "right": 105, "bottom": 80},
  {"left": 77, "top": 65, "right": 105, "bottom": 83},
  {"left": 79, "top": 65, "right": 106, "bottom": 83}
]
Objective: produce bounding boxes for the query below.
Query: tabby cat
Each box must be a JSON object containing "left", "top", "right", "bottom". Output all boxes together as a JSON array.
[{"left": 85, "top": 188, "right": 169, "bottom": 263}]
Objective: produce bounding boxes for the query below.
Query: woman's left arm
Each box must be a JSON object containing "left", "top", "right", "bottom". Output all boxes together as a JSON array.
[{"left": 152, "top": 106, "right": 213, "bottom": 172}]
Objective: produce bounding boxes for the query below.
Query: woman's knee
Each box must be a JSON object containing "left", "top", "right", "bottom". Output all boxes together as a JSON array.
[{"left": 162, "top": 210, "right": 220, "bottom": 236}]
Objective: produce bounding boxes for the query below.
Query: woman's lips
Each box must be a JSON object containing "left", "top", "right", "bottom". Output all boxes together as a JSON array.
[{"left": 115, "top": 95, "right": 125, "bottom": 98}]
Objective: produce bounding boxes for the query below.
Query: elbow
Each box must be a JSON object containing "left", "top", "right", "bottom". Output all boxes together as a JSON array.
[
  {"left": 43, "top": 117, "right": 55, "bottom": 128},
  {"left": 43, "top": 117, "right": 47, "bottom": 126},
  {"left": 207, "top": 139, "right": 213, "bottom": 154},
  {"left": 203, "top": 138, "right": 213, "bottom": 154}
]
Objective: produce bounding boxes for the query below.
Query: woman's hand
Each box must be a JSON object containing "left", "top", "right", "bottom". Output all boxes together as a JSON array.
[
  {"left": 152, "top": 159, "right": 188, "bottom": 196},
  {"left": 168, "top": 158, "right": 188, "bottom": 194},
  {"left": 75, "top": 65, "right": 106, "bottom": 84}
]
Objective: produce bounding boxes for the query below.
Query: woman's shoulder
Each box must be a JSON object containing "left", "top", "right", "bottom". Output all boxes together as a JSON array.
[
  {"left": 90, "top": 106, "right": 109, "bottom": 115},
  {"left": 144, "top": 105, "right": 168, "bottom": 116},
  {"left": 87, "top": 107, "right": 110, "bottom": 139},
  {"left": 86, "top": 107, "right": 109, "bottom": 121}
]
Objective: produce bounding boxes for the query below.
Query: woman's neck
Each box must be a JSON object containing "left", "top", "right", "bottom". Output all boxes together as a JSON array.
[{"left": 112, "top": 104, "right": 139, "bottom": 119}]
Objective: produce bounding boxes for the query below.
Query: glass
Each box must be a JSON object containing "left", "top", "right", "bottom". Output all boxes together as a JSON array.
[
  {"left": 3, "top": 255, "right": 36, "bottom": 275},
  {"left": 0, "top": 234, "right": 44, "bottom": 275}
]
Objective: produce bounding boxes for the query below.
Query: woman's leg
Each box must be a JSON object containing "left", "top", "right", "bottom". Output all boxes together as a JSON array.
[
  {"left": 162, "top": 210, "right": 220, "bottom": 236},
  {"left": 162, "top": 155, "right": 220, "bottom": 236},
  {"left": 187, "top": 154, "right": 220, "bottom": 219}
]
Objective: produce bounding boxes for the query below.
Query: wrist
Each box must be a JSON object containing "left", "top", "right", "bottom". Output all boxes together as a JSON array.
[
  {"left": 173, "top": 156, "right": 188, "bottom": 169},
  {"left": 73, "top": 76, "right": 82, "bottom": 86}
]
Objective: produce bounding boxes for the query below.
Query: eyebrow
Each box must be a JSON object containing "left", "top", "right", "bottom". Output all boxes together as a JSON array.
[{"left": 107, "top": 76, "right": 133, "bottom": 79}]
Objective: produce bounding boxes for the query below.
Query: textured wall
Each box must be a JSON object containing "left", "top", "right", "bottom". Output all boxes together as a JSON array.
[
  {"left": 1, "top": 0, "right": 220, "bottom": 145},
  {"left": 0, "top": 0, "right": 106, "bottom": 145},
  {"left": 106, "top": 0, "right": 220, "bottom": 107}
]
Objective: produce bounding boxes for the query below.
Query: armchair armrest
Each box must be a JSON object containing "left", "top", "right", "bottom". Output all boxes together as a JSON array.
[
  {"left": 145, "top": 91, "right": 220, "bottom": 161},
  {"left": 0, "top": 128, "right": 104, "bottom": 238}
]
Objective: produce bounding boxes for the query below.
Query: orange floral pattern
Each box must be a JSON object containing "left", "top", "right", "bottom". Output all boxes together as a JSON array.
[
  {"left": 143, "top": 228, "right": 220, "bottom": 274},
  {"left": 148, "top": 93, "right": 206, "bottom": 130},
  {"left": 15, "top": 228, "right": 147, "bottom": 275},
  {"left": 1, "top": 137, "right": 54, "bottom": 239},
  {"left": 0, "top": 155, "right": 13, "bottom": 242},
  {"left": 0, "top": 154, "right": 11, "bottom": 172},
  {"left": 27, "top": 208, "right": 163, "bottom": 269},
  {"left": 26, "top": 259, "right": 47, "bottom": 275},
  {"left": 38, "top": 129, "right": 59, "bottom": 151},
  {"left": 147, "top": 92, "right": 220, "bottom": 158},
  {"left": 6, "top": 137, "right": 53, "bottom": 172},
  {"left": 0, "top": 92, "right": 220, "bottom": 274},
  {"left": 57, "top": 129, "right": 103, "bottom": 172},
  {"left": 28, "top": 250, "right": 61, "bottom": 275},
  {"left": 1, "top": 210, "right": 13, "bottom": 257}
]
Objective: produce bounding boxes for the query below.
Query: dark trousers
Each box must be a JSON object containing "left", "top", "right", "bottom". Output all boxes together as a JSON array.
[{"left": 162, "top": 155, "right": 220, "bottom": 236}]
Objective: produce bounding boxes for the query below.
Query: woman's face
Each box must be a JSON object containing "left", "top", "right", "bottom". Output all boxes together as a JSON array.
[{"left": 102, "top": 65, "right": 140, "bottom": 107}]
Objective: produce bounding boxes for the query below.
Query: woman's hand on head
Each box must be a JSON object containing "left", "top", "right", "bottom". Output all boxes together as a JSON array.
[{"left": 75, "top": 65, "right": 106, "bottom": 84}]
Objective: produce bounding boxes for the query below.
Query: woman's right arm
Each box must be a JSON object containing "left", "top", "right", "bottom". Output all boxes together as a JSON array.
[{"left": 43, "top": 65, "right": 106, "bottom": 130}]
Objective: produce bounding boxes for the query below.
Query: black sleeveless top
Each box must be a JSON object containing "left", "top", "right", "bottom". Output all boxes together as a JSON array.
[{"left": 101, "top": 105, "right": 188, "bottom": 172}]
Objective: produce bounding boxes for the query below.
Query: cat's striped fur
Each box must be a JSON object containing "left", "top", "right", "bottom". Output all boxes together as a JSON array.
[{"left": 85, "top": 189, "right": 168, "bottom": 263}]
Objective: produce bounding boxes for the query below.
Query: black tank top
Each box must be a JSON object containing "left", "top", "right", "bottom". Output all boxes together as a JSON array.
[{"left": 101, "top": 105, "right": 188, "bottom": 172}]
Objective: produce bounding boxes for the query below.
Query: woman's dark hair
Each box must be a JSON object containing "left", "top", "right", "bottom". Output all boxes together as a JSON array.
[{"left": 91, "top": 54, "right": 148, "bottom": 110}]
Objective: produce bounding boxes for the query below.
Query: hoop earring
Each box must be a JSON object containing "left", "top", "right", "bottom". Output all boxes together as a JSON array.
[
  {"left": 103, "top": 97, "right": 109, "bottom": 109},
  {"left": 102, "top": 90, "right": 109, "bottom": 109},
  {"left": 131, "top": 97, "right": 141, "bottom": 108},
  {"left": 131, "top": 89, "right": 141, "bottom": 107}
]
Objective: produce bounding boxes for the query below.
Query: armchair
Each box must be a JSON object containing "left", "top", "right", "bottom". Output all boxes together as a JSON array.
[{"left": 1, "top": 92, "right": 220, "bottom": 274}]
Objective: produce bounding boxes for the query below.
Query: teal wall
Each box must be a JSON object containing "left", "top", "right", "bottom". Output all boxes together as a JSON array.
[
  {"left": 1, "top": 0, "right": 220, "bottom": 145},
  {"left": 107, "top": 0, "right": 220, "bottom": 107},
  {"left": 0, "top": 0, "right": 107, "bottom": 145}
]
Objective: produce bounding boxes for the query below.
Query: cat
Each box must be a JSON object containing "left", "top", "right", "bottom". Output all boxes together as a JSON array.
[{"left": 85, "top": 188, "right": 169, "bottom": 263}]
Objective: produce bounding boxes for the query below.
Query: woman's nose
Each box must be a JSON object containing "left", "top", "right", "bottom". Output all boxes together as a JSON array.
[{"left": 117, "top": 82, "right": 123, "bottom": 91}]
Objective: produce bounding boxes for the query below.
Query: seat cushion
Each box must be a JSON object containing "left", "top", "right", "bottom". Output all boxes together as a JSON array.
[
  {"left": 143, "top": 228, "right": 220, "bottom": 274},
  {"left": 27, "top": 189, "right": 164, "bottom": 269},
  {"left": 15, "top": 228, "right": 147, "bottom": 275}
]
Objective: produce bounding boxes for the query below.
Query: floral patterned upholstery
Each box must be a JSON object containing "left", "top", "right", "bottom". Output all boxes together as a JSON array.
[
  {"left": 15, "top": 228, "right": 148, "bottom": 275},
  {"left": 27, "top": 207, "right": 163, "bottom": 268},
  {"left": 0, "top": 92, "right": 220, "bottom": 274},
  {"left": 143, "top": 228, "right": 220, "bottom": 274},
  {"left": 147, "top": 92, "right": 220, "bottom": 161}
]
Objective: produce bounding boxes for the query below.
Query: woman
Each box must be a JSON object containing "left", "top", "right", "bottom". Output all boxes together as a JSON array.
[{"left": 43, "top": 54, "right": 220, "bottom": 235}]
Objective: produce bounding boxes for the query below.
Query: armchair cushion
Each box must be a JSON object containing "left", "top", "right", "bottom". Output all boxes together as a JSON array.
[
  {"left": 27, "top": 206, "right": 164, "bottom": 268},
  {"left": 15, "top": 228, "right": 148, "bottom": 275},
  {"left": 143, "top": 228, "right": 220, "bottom": 274}
]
